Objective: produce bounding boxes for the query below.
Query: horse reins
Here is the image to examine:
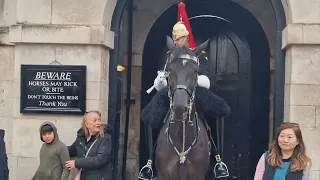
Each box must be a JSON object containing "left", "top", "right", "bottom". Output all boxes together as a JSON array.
[{"left": 167, "top": 112, "right": 200, "bottom": 164}]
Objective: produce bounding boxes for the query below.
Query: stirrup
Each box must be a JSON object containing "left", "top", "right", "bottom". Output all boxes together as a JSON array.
[
  {"left": 138, "top": 159, "right": 157, "bottom": 180},
  {"left": 213, "top": 155, "right": 229, "bottom": 178}
]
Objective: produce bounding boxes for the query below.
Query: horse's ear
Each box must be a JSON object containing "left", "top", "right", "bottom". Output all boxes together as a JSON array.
[
  {"left": 166, "top": 35, "right": 176, "bottom": 51},
  {"left": 193, "top": 39, "right": 210, "bottom": 56}
]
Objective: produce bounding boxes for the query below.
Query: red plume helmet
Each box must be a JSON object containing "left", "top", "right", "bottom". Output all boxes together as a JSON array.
[{"left": 172, "top": 2, "right": 196, "bottom": 49}]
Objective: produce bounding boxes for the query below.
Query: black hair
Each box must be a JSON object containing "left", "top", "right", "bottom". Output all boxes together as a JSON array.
[{"left": 41, "top": 124, "right": 53, "bottom": 134}]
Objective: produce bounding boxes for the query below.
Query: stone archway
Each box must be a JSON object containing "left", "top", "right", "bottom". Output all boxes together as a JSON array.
[
  {"left": 109, "top": 0, "right": 320, "bottom": 178},
  {"left": 141, "top": 1, "right": 271, "bottom": 179},
  {"left": 0, "top": 0, "right": 120, "bottom": 179},
  {"left": 107, "top": 0, "right": 285, "bottom": 179}
]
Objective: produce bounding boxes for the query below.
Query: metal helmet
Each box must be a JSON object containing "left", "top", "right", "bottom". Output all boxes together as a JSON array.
[
  {"left": 172, "top": 19, "right": 189, "bottom": 42},
  {"left": 172, "top": 2, "right": 196, "bottom": 49}
]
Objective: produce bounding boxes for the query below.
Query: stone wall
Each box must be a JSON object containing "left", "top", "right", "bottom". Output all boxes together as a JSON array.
[
  {"left": 0, "top": 29, "right": 15, "bottom": 180},
  {"left": 8, "top": 42, "right": 109, "bottom": 180},
  {"left": 0, "top": 0, "right": 319, "bottom": 179},
  {"left": 120, "top": 54, "right": 142, "bottom": 179},
  {"left": 283, "top": 0, "right": 320, "bottom": 178},
  {"left": 0, "top": 0, "right": 116, "bottom": 179}
]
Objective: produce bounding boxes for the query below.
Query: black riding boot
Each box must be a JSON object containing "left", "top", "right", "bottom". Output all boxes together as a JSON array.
[
  {"left": 203, "top": 117, "right": 229, "bottom": 179},
  {"left": 139, "top": 125, "right": 157, "bottom": 180},
  {"left": 210, "top": 117, "right": 229, "bottom": 179}
]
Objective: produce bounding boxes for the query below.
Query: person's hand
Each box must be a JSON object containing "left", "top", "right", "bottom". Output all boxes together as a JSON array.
[
  {"left": 154, "top": 71, "right": 168, "bottom": 91},
  {"left": 65, "top": 160, "right": 76, "bottom": 170}
]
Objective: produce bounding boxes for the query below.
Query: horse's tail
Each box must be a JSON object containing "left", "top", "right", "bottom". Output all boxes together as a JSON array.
[{"left": 179, "top": 163, "right": 187, "bottom": 180}]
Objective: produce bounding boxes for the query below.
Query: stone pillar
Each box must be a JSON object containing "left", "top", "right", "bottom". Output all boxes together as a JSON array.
[
  {"left": 0, "top": 0, "right": 116, "bottom": 179},
  {"left": 7, "top": 23, "right": 113, "bottom": 179},
  {"left": 282, "top": 0, "right": 320, "bottom": 178},
  {"left": 120, "top": 54, "right": 142, "bottom": 179},
  {"left": 0, "top": 25, "right": 15, "bottom": 180},
  {"left": 283, "top": 23, "right": 320, "bottom": 177}
]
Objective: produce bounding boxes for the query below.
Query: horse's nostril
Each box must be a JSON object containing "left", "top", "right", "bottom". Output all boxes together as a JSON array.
[
  {"left": 172, "top": 106, "right": 188, "bottom": 119},
  {"left": 173, "top": 106, "right": 187, "bottom": 112},
  {"left": 182, "top": 112, "right": 188, "bottom": 119}
]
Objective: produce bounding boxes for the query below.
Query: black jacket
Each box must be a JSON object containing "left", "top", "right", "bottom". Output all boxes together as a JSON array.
[
  {"left": 164, "top": 51, "right": 210, "bottom": 78},
  {"left": 68, "top": 125, "right": 112, "bottom": 180},
  {"left": 0, "top": 129, "right": 9, "bottom": 180},
  {"left": 263, "top": 153, "right": 304, "bottom": 180}
]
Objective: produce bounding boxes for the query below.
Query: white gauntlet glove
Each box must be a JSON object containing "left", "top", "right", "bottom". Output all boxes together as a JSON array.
[
  {"left": 146, "top": 71, "right": 168, "bottom": 94},
  {"left": 154, "top": 71, "right": 168, "bottom": 91},
  {"left": 197, "top": 75, "right": 210, "bottom": 89}
]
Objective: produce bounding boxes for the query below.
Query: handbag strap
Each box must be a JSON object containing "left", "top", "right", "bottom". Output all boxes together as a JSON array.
[
  {"left": 76, "top": 138, "right": 99, "bottom": 175},
  {"left": 85, "top": 138, "right": 98, "bottom": 158}
]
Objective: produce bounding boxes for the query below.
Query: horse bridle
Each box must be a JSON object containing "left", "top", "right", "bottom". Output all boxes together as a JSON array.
[
  {"left": 168, "top": 84, "right": 196, "bottom": 126},
  {"left": 166, "top": 77, "right": 201, "bottom": 165},
  {"left": 167, "top": 55, "right": 199, "bottom": 126},
  {"left": 164, "top": 56, "right": 201, "bottom": 165}
]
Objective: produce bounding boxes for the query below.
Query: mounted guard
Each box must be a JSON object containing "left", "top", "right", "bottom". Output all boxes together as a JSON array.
[{"left": 139, "top": 2, "right": 230, "bottom": 180}]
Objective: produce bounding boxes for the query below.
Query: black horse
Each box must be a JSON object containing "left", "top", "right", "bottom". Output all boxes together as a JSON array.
[
  {"left": 155, "top": 36, "right": 211, "bottom": 180},
  {"left": 139, "top": 35, "right": 231, "bottom": 180}
]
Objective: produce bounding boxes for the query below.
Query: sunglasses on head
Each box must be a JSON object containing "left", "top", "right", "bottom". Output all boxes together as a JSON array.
[
  {"left": 83, "top": 111, "right": 101, "bottom": 119},
  {"left": 281, "top": 122, "right": 299, "bottom": 126}
]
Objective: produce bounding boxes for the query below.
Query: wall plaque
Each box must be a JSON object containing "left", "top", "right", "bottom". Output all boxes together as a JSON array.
[{"left": 20, "top": 65, "right": 86, "bottom": 115}]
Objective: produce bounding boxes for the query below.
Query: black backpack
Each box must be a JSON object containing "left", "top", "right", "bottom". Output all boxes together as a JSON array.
[{"left": 0, "top": 129, "right": 9, "bottom": 180}]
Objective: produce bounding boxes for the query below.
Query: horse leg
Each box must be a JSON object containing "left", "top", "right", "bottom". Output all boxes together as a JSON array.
[
  {"left": 195, "top": 175, "right": 206, "bottom": 180},
  {"left": 188, "top": 169, "right": 207, "bottom": 180},
  {"left": 187, "top": 168, "right": 207, "bottom": 180},
  {"left": 157, "top": 171, "right": 176, "bottom": 180},
  {"left": 157, "top": 173, "right": 163, "bottom": 180}
]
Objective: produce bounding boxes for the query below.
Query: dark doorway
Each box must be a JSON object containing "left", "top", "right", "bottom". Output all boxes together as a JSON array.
[{"left": 140, "top": 1, "right": 270, "bottom": 179}]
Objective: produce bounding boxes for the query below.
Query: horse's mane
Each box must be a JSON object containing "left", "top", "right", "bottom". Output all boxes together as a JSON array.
[{"left": 170, "top": 46, "right": 196, "bottom": 63}]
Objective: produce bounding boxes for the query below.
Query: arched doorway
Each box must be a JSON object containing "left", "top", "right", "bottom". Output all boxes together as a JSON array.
[{"left": 140, "top": 1, "right": 270, "bottom": 179}]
